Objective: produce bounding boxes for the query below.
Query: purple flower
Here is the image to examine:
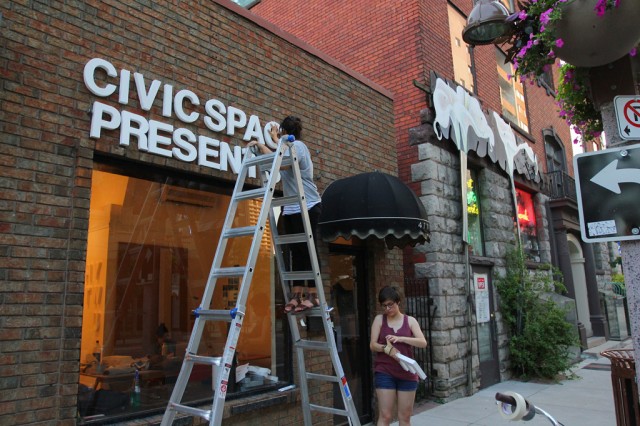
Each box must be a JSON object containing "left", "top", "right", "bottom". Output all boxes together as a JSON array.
[
  {"left": 555, "top": 38, "right": 564, "bottom": 48},
  {"left": 518, "top": 10, "right": 527, "bottom": 20},
  {"left": 631, "top": 48, "right": 638, "bottom": 57},
  {"left": 594, "top": 0, "right": 607, "bottom": 16},
  {"left": 540, "top": 9, "right": 553, "bottom": 25},
  {"left": 518, "top": 46, "right": 529, "bottom": 57}
]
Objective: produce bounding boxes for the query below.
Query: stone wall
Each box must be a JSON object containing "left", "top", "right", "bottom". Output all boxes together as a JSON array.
[{"left": 407, "top": 110, "right": 561, "bottom": 399}]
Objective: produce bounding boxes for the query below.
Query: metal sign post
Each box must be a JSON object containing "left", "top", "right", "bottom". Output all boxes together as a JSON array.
[{"left": 574, "top": 143, "right": 640, "bottom": 243}]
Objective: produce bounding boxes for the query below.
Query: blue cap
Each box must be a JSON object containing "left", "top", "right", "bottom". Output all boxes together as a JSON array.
[{"left": 287, "top": 135, "right": 295, "bottom": 142}]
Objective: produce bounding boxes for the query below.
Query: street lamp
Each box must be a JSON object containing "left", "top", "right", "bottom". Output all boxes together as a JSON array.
[{"left": 462, "top": 0, "right": 511, "bottom": 46}]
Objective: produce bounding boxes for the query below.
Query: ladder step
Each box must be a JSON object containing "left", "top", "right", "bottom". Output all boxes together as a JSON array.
[
  {"left": 309, "top": 403, "right": 350, "bottom": 417},
  {"left": 273, "top": 233, "right": 308, "bottom": 245},
  {"left": 271, "top": 195, "right": 300, "bottom": 208},
  {"left": 223, "top": 226, "right": 257, "bottom": 238},
  {"left": 192, "top": 308, "right": 237, "bottom": 322},
  {"left": 212, "top": 267, "right": 246, "bottom": 278},
  {"left": 243, "top": 152, "right": 277, "bottom": 167},
  {"left": 185, "top": 353, "right": 222, "bottom": 366},
  {"left": 306, "top": 372, "right": 340, "bottom": 383},
  {"left": 244, "top": 153, "right": 294, "bottom": 168},
  {"left": 235, "top": 187, "right": 267, "bottom": 201},
  {"left": 281, "top": 271, "right": 316, "bottom": 281},
  {"left": 168, "top": 402, "right": 212, "bottom": 421},
  {"left": 295, "top": 340, "right": 331, "bottom": 351}
]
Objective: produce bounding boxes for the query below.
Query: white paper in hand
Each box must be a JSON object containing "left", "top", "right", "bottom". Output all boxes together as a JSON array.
[{"left": 396, "top": 353, "right": 427, "bottom": 380}]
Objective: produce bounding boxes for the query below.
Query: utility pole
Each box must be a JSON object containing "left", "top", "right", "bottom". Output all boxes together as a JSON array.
[{"left": 594, "top": 59, "right": 640, "bottom": 386}]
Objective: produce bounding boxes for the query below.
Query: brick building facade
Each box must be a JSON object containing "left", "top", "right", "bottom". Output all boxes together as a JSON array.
[
  {"left": 251, "top": 0, "right": 614, "bottom": 405},
  {"left": 0, "top": 1, "right": 404, "bottom": 424}
]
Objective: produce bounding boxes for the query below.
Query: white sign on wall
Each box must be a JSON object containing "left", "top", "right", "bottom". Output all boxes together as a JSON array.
[
  {"left": 474, "top": 273, "right": 490, "bottom": 323},
  {"left": 83, "top": 58, "right": 278, "bottom": 177}
]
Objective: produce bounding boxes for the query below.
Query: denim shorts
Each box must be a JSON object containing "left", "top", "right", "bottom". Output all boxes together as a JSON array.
[{"left": 374, "top": 372, "right": 418, "bottom": 392}]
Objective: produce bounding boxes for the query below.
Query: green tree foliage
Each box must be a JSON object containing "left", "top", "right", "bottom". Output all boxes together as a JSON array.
[{"left": 495, "top": 248, "right": 577, "bottom": 379}]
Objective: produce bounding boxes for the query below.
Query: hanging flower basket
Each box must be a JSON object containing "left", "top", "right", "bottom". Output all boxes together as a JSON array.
[
  {"left": 500, "top": 0, "right": 638, "bottom": 142},
  {"left": 554, "top": 0, "right": 640, "bottom": 67}
]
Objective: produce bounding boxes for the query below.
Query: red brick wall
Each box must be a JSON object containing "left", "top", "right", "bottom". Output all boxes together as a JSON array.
[
  {"left": 0, "top": 0, "right": 395, "bottom": 424},
  {"left": 252, "top": 0, "right": 575, "bottom": 178}
]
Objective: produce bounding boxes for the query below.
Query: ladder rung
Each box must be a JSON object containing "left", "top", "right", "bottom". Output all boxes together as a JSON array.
[
  {"left": 244, "top": 153, "right": 295, "bottom": 168},
  {"left": 185, "top": 353, "right": 222, "bottom": 366},
  {"left": 295, "top": 340, "right": 330, "bottom": 351},
  {"left": 281, "top": 271, "right": 316, "bottom": 281},
  {"left": 306, "top": 372, "right": 339, "bottom": 383},
  {"left": 273, "top": 233, "right": 308, "bottom": 245},
  {"left": 192, "top": 309, "right": 236, "bottom": 322},
  {"left": 168, "top": 402, "right": 212, "bottom": 421},
  {"left": 212, "top": 267, "right": 246, "bottom": 278},
  {"left": 271, "top": 195, "right": 300, "bottom": 208},
  {"left": 235, "top": 187, "right": 267, "bottom": 201},
  {"left": 309, "top": 403, "right": 349, "bottom": 417},
  {"left": 243, "top": 152, "right": 277, "bottom": 167},
  {"left": 223, "top": 226, "right": 257, "bottom": 238}
]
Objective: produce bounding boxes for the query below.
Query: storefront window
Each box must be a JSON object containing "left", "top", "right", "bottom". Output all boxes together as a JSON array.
[
  {"left": 515, "top": 188, "right": 540, "bottom": 262},
  {"left": 78, "top": 163, "right": 288, "bottom": 422},
  {"left": 467, "top": 169, "right": 485, "bottom": 256}
]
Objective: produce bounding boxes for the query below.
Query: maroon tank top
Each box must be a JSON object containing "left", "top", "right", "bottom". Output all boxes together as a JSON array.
[{"left": 374, "top": 314, "right": 418, "bottom": 382}]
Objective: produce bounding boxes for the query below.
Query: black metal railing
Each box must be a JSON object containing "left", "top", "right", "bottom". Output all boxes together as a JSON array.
[
  {"left": 544, "top": 170, "right": 577, "bottom": 202},
  {"left": 404, "top": 277, "right": 434, "bottom": 400}
]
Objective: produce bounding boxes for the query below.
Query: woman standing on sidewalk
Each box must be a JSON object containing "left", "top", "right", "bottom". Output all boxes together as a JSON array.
[{"left": 369, "top": 286, "right": 427, "bottom": 426}]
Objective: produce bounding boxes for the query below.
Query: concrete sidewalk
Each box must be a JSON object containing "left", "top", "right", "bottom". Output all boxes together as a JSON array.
[{"left": 390, "top": 339, "right": 631, "bottom": 426}]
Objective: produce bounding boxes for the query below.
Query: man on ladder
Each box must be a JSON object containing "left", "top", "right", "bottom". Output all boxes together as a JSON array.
[
  {"left": 160, "top": 116, "right": 360, "bottom": 426},
  {"left": 247, "top": 116, "right": 323, "bottom": 314}
]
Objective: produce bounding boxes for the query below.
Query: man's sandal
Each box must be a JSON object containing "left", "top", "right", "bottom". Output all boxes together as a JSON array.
[
  {"left": 284, "top": 293, "right": 302, "bottom": 314},
  {"left": 294, "top": 292, "right": 320, "bottom": 313}
]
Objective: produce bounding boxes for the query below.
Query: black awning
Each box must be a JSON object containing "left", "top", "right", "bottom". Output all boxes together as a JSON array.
[{"left": 319, "top": 172, "right": 430, "bottom": 249}]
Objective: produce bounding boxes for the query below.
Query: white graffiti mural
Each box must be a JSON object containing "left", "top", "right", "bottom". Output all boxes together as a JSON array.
[{"left": 432, "top": 77, "right": 540, "bottom": 182}]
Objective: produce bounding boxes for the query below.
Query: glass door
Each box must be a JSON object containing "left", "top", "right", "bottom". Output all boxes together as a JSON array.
[
  {"left": 473, "top": 266, "right": 500, "bottom": 388},
  {"left": 329, "top": 246, "right": 371, "bottom": 425}
]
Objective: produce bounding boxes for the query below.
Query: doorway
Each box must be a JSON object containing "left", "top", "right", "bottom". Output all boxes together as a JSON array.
[
  {"left": 568, "top": 234, "right": 592, "bottom": 337},
  {"left": 473, "top": 265, "right": 500, "bottom": 388},
  {"left": 329, "top": 245, "right": 371, "bottom": 425}
]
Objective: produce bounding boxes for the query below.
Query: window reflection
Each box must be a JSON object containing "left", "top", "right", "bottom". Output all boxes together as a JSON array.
[
  {"left": 78, "top": 167, "right": 285, "bottom": 421},
  {"left": 496, "top": 50, "right": 529, "bottom": 132},
  {"left": 448, "top": 5, "right": 475, "bottom": 93}
]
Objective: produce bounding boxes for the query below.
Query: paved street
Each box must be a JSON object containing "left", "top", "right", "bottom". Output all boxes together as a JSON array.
[{"left": 389, "top": 339, "right": 630, "bottom": 426}]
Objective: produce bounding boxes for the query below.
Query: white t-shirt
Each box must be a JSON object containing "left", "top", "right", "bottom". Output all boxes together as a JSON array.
[{"left": 281, "top": 139, "right": 321, "bottom": 215}]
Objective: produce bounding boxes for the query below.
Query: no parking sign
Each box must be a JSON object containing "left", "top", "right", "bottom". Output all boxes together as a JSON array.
[{"left": 614, "top": 96, "right": 640, "bottom": 140}]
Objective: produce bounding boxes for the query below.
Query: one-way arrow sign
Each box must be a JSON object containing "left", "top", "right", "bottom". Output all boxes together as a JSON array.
[
  {"left": 591, "top": 159, "right": 640, "bottom": 194},
  {"left": 574, "top": 143, "right": 640, "bottom": 243}
]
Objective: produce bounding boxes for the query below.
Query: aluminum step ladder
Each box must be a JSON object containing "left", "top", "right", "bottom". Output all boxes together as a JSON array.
[{"left": 160, "top": 137, "right": 360, "bottom": 426}]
